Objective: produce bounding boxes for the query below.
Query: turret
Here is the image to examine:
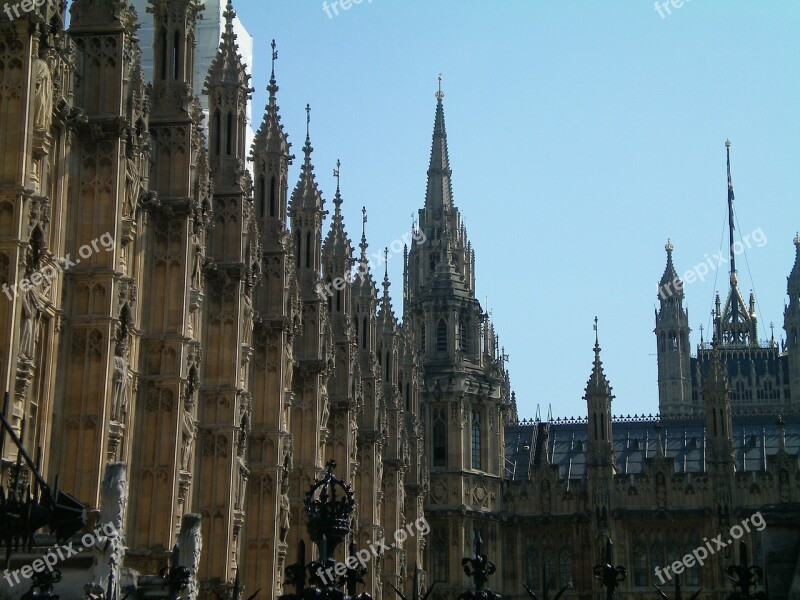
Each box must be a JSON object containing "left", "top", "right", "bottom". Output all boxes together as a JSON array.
[
  {"left": 655, "top": 240, "right": 693, "bottom": 416},
  {"left": 784, "top": 234, "right": 800, "bottom": 399},
  {"left": 585, "top": 319, "right": 615, "bottom": 469}
]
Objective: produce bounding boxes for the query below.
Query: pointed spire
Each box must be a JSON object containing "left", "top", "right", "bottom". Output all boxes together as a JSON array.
[
  {"left": 252, "top": 38, "right": 291, "bottom": 159},
  {"left": 658, "top": 239, "right": 683, "bottom": 299},
  {"left": 377, "top": 247, "right": 398, "bottom": 330},
  {"left": 360, "top": 206, "right": 369, "bottom": 262},
  {"left": 585, "top": 317, "right": 613, "bottom": 399},
  {"left": 323, "top": 159, "right": 353, "bottom": 263},
  {"left": 205, "top": 0, "right": 249, "bottom": 90},
  {"left": 425, "top": 75, "right": 454, "bottom": 211},
  {"left": 290, "top": 104, "right": 324, "bottom": 213}
]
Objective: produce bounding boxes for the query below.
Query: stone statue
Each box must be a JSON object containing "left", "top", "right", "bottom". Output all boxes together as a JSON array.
[
  {"left": 19, "top": 285, "right": 43, "bottom": 360},
  {"left": 32, "top": 58, "right": 53, "bottom": 132},
  {"left": 123, "top": 136, "right": 140, "bottom": 218},
  {"left": 89, "top": 463, "right": 128, "bottom": 600},
  {"left": 111, "top": 353, "right": 131, "bottom": 422},
  {"left": 176, "top": 513, "right": 203, "bottom": 600},
  {"left": 279, "top": 471, "right": 291, "bottom": 543}
]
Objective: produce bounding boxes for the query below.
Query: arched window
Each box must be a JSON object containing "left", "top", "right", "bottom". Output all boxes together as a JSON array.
[
  {"left": 431, "top": 530, "right": 448, "bottom": 583},
  {"left": 433, "top": 407, "right": 446, "bottom": 467},
  {"left": 436, "top": 319, "right": 447, "bottom": 353},
  {"left": 558, "top": 549, "right": 571, "bottom": 588},
  {"left": 525, "top": 549, "right": 539, "bottom": 590},
  {"left": 543, "top": 551, "right": 555, "bottom": 589},
  {"left": 269, "top": 176, "right": 277, "bottom": 217},
  {"left": 649, "top": 543, "right": 662, "bottom": 587},
  {"left": 685, "top": 532, "right": 700, "bottom": 585},
  {"left": 632, "top": 545, "right": 648, "bottom": 587},
  {"left": 471, "top": 410, "right": 481, "bottom": 469}
]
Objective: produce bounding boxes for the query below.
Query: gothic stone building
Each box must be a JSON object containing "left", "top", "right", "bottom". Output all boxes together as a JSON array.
[{"left": 0, "top": 2, "right": 798, "bottom": 600}]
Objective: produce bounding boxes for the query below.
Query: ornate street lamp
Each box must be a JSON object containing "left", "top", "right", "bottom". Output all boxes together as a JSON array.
[
  {"left": 725, "top": 541, "right": 767, "bottom": 600},
  {"left": 280, "top": 460, "right": 373, "bottom": 600},
  {"left": 592, "top": 538, "right": 626, "bottom": 600}
]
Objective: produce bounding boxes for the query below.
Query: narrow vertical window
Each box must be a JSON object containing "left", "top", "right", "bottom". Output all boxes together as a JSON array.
[
  {"left": 431, "top": 530, "right": 448, "bottom": 583},
  {"left": 305, "top": 231, "right": 311, "bottom": 269},
  {"left": 525, "top": 550, "right": 539, "bottom": 590},
  {"left": 420, "top": 323, "right": 426, "bottom": 353},
  {"left": 459, "top": 320, "right": 468, "bottom": 352},
  {"left": 558, "top": 549, "right": 571, "bottom": 588},
  {"left": 433, "top": 407, "right": 446, "bottom": 467},
  {"left": 213, "top": 111, "right": 221, "bottom": 157},
  {"left": 226, "top": 112, "right": 234, "bottom": 156},
  {"left": 362, "top": 316, "right": 368, "bottom": 349},
  {"left": 405, "top": 383, "right": 411, "bottom": 411},
  {"left": 173, "top": 31, "right": 180, "bottom": 80},
  {"left": 436, "top": 319, "right": 447, "bottom": 353},
  {"left": 258, "top": 175, "right": 266, "bottom": 216},
  {"left": 160, "top": 31, "right": 168, "bottom": 80},
  {"left": 471, "top": 410, "right": 481, "bottom": 469},
  {"left": 269, "top": 176, "right": 277, "bottom": 217}
]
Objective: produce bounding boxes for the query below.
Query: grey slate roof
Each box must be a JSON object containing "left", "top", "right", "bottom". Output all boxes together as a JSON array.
[{"left": 504, "top": 414, "right": 800, "bottom": 480}]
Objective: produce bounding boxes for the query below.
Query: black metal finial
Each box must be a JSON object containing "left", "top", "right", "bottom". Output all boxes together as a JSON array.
[
  {"left": 726, "top": 541, "right": 767, "bottom": 599},
  {"left": 271, "top": 39, "right": 278, "bottom": 79},
  {"left": 305, "top": 104, "right": 311, "bottom": 140},
  {"left": 593, "top": 537, "right": 626, "bottom": 600},
  {"left": 333, "top": 159, "right": 341, "bottom": 192}
]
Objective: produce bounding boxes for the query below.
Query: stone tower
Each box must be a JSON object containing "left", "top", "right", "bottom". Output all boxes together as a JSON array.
[
  {"left": 655, "top": 240, "right": 692, "bottom": 417},
  {"left": 784, "top": 234, "right": 800, "bottom": 397},
  {"left": 404, "top": 83, "right": 510, "bottom": 593},
  {"left": 196, "top": 0, "right": 258, "bottom": 591},
  {"left": 245, "top": 40, "right": 299, "bottom": 598},
  {"left": 126, "top": 0, "right": 211, "bottom": 578},
  {"left": 288, "top": 107, "right": 333, "bottom": 554}
]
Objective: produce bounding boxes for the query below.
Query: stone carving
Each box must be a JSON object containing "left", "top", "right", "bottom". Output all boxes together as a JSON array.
[
  {"left": 87, "top": 463, "right": 127, "bottom": 600},
  {"left": 279, "top": 469, "right": 291, "bottom": 544},
  {"left": 19, "top": 284, "right": 43, "bottom": 361},
  {"left": 32, "top": 57, "right": 53, "bottom": 132},
  {"left": 111, "top": 353, "right": 131, "bottom": 423},
  {"left": 176, "top": 513, "right": 203, "bottom": 600}
]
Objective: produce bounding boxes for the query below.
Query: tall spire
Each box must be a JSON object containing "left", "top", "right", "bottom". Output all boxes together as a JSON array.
[
  {"left": 252, "top": 39, "right": 290, "bottom": 159},
  {"left": 658, "top": 239, "right": 683, "bottom": 300},
  {"left": 425, "top": 75, "right": 454, "bottom": 211},
  {"left": 323, "top": 159, "right": 352, "bottom": 263},
  {"left": 717, "top": 140, "right": 753, "bottom": 346},
  {"left": 290, "top": 104, "right": 323, "bottom": 213},
  {"left": 585, "top": 317, "right": 613, "bottom": 399}
]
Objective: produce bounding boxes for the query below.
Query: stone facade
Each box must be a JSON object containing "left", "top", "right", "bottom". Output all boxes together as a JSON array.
[{"left": 0, "top": 2, "right": 798, "bottom": 600}]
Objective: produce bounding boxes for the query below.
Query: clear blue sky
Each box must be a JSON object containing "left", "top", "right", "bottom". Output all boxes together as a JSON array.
[{"left": 227, "top": 1, "right": 798, "bottom": 419}]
